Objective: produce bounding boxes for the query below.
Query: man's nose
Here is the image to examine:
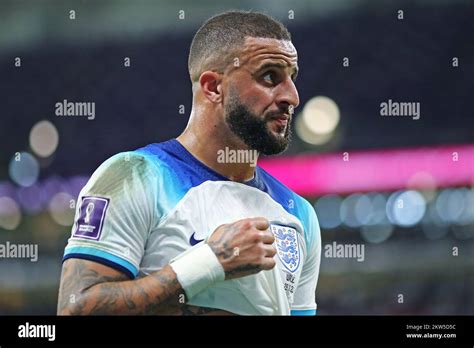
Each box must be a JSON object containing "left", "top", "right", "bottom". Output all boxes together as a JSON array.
[{"left": 276, "top": 77, "right": 299, "bottom": 111}]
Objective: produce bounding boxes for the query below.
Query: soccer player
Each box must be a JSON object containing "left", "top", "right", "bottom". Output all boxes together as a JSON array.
[{"left": 57, "top": 10, "right": 321, "bottom": 315}]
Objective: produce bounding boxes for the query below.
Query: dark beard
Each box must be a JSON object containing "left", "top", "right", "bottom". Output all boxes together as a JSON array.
[{"left": 225, "top": 96, "right": 292, "bottom": 155}]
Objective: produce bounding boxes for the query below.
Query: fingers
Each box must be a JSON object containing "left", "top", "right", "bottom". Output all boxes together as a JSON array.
[
  {"left": 260, "top": 255, "right": 276, "bottom": 271},
  {"left": 262, "top": 244, "right": 277, "bottom": 258},
  {"left": 261, "top": 231, "right": 275, "bottom": 245},
  {"left": 248, "top": 217, "right": 274, "bottom": 244},
  {"left": 250, "top": 217, "right": 270, "bottom": 231}
]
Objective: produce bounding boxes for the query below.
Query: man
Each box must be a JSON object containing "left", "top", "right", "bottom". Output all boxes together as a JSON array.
[{"left": 57, "top": 10, "right": 321, "bottom": 315}]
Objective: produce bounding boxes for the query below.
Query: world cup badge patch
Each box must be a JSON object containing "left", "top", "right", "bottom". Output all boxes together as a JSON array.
[
  {"left": 72, "top": 196, "right": 110, "bottom": 240},
  {"left": 270, "top": 224, "right": 301, "bottom": 273}
]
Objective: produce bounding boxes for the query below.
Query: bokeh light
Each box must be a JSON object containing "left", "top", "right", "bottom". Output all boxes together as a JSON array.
[
  {"left": 458, "top": 189, "right": 474, "bottom": 225},
  {"left": 436, "top": 189, "right": 465, "bottom": 224},
  {"left": 341, "top": 193, "right": 373, "bottom": 228},
  {"left": 296, "top": 96, "right": 340, "bottom": 145},
  {"left": 302, "top": 96, "right": 340, "bottom": 135},
  {"left": 407, "top": 171, "right": 437, "bottom": 202},
  {"left": 29, "top": 120, "right": 59, "bottom": 158},
  {"left": 295, "top": 113, "right": 335, "bottom": 145},
  {"left": 8, "top": 152, "right": 39, "bottom": 187},
  {"left": 387, "top": 190, "right": 426, "bottom": 227},
  {"left": 0, "top": 196, "right": 22, "bottom": 230},
  {"left": 314, "top": 194, "right": 342, "bottom": 229},
  {"left": 48, "top": 192, "right": 75, "bottom": 226},
  {"left": 366, "top": 193, "right": 388, "bottom": 225}
]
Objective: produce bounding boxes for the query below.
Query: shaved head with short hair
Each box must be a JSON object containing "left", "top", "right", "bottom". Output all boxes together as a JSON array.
[{"left": 188, "top": 10, "right": 291, "bottom": 83}]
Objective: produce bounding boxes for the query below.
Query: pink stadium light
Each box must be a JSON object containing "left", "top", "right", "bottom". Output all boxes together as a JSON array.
[{"left": 259, "top": 144, "right": 474, "bottom": 196}]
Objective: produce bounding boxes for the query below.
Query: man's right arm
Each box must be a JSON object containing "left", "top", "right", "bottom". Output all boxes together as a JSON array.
[{"left": 58, "top": 259, "right": 186, "bottom": 315}]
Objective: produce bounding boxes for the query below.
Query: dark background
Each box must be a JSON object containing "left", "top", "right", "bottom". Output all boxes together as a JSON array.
[{"left": 0, "top": 0, "right": 473, "bottom": 315}]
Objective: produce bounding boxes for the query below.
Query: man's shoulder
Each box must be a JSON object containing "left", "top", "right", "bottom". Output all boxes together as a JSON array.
[
  {"left": 87, "top": 140, "right": 177, "bottom": 188},
  {"left": 98, "top": 139, "right": 178, "bottom": 173},
  {"left": 133, "top": 139, "right": 177, "bottom": 159},
  {"left": 256, "top": 165, "right": 312, "bottom": 209}
]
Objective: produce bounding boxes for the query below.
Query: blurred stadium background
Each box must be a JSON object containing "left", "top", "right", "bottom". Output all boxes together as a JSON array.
[{"left": 0, "top": 0, "right": 473, "bottom": 314}]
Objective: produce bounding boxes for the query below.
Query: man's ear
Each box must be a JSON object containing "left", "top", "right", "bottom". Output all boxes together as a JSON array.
[{"left": 199, "top": 71, "right": 223, "bottom": 104}]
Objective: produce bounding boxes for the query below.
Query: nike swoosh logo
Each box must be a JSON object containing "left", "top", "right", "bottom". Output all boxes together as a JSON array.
[{"left": 189, "top": 232, "right": 205, "bottom": 246}]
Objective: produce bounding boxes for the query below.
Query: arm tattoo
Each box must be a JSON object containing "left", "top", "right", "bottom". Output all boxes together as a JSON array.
[
  {"left": 58, "top": 259, "right": 184, "bottom": 315},
  {"left": 207, "top": 224, "right": 242, "bottom": 261},
  {"left": 226, "top": 264, "right": 260, "bottom": 277},
  {"left": 178, "top": 305, "right": 235, "bottom": 315},
  {"left": 208, "top": 225, "right": 260, "bottom": 277},
  {"left": 57, "top": 259, "right": 235, "bottom": 315}
]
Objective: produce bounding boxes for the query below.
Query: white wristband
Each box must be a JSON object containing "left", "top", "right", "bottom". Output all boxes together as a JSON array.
[{"left": 170, "top": 242, "right": 225, "bottom": 300}]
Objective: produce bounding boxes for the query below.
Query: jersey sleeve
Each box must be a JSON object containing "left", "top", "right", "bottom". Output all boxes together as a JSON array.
[
  {"left": 62, "top": 152, "right": 158, "bottom": 279},
  {"left": 291, "top": 198, "right": 322, "bottom": 315}
]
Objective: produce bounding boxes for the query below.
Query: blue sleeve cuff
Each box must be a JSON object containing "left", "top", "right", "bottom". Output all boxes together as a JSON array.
[
  {"left": 291, "top": 309, "right": 317, "bottom": 316},
  {"left": 63, "top": 246, "right": 138, "bottom": 279}
]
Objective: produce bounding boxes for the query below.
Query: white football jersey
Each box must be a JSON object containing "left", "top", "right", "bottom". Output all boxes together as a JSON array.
[{"left": 63, "top": 139, "right": 321, "bottom": 315}]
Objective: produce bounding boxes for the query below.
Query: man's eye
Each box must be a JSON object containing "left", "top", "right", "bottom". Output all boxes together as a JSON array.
[{"left": 262, "top": 72, "right": 276, "bottom": 84}]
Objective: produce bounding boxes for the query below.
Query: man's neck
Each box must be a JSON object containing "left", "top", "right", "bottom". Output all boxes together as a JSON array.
[{"left": 176, "top": 130, "right": 258, "bottom": 183}]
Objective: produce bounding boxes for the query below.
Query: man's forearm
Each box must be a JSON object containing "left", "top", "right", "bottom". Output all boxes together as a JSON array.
[{"left": 58, "top": 259, "right": 186, "bottom": 315}]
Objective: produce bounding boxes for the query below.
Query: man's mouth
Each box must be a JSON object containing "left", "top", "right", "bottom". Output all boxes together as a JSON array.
[{"left": 270, "top": 114, "right": 290, "bottom": 127}]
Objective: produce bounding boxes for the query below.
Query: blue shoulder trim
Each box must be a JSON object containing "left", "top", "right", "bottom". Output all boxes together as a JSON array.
[
  {"left": 291, "top": 309, "right": 317, "bottom": 316},
  {"left": 63, "top": 246, "right": 138, "bottom": 279}
]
